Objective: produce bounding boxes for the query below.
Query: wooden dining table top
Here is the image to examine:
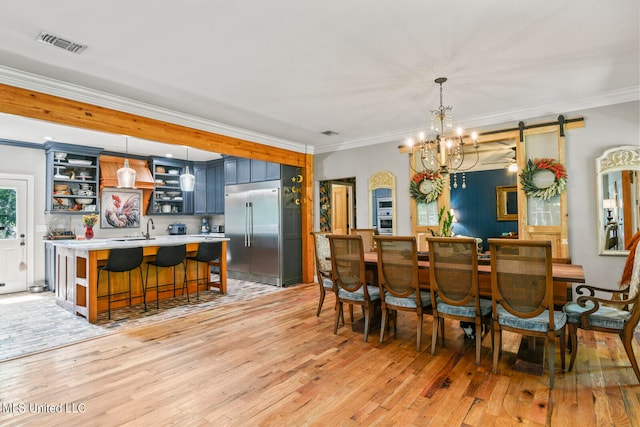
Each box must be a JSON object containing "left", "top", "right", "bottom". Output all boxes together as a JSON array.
[{"left": 361, "top": 251, "right": 585, "bottom": 284}]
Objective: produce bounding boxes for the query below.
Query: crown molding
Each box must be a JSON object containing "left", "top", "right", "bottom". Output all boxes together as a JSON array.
[
  {"left": 1, "top": 66, "right": 637, "bottom": 157},
  {"left": 314, "top": 86, "right": 640, "bottom": 154},
  {"left": 0, "top": 66, "right": 314, "bottom": 155}
]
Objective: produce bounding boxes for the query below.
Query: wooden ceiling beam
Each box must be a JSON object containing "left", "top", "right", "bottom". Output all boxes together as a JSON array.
[
  {"left": 0, "top": 83, "right": 306, "bottom": 168},
  {"left": 0, "top": 82, "right": 316, "bottom": 283}
]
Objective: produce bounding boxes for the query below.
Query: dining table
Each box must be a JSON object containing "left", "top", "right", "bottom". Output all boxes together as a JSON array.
[
  {"left": 362, "top": 251, "right": 586, "bottom": 304},
  {"left": 360, "top": 250, "right": 586, "bottom": 375}
]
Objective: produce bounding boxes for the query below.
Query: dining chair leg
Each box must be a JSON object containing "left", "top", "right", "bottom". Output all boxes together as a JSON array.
[
  {"left": 475, "top": 318, "right": 482, "bottom": 366},
  {"left": 392, "top": 310, "right": 398, "bottom": 332},
  {"left": 431, "top": 316, "right": 439, "bottom": 356},
  {"left": 622, "top": 333, "right": 640, "bottom": 382},
  {"left": 560, "top": 329, "right": 566, "bottom": 371},
  {"left": 349, "top": 304, "right": 354, "bottom": 323},
  {"left": 492, "top": 326, "right": 501, "bottom": 374},
  {"left": 548, "top": 336, "right": 555, "bottom": 389},
  {"left": 335, "top": 298, "right": 344, "bottom": 326},
  {"left": 380, "top": 307, "right": 388, "bottom": 344},
  {"left": 488, "top": 320, "right": 494, "bottom": 355},
  {"left": 334, "top": 302, "right": 342, "bottom": 334},
  {"left": 316, "top": 285, "right": 325, "bottom": 316},
  {"left": 568, "top": 323, "right": 578, "bottom": 371},
  {"left": 363, "top": 305, "right": 371, "bottom": 342},
  {"left": 416, "top": 312, "right": 423, "bottom": 352}
]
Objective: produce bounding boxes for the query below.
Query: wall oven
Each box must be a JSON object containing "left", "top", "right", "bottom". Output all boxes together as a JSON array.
[
  {"left": 376, "top": 197, "right": 393, "bottom": 235},
  {"left": 377, "top": 216, "right": 393, "bottom": 235}
]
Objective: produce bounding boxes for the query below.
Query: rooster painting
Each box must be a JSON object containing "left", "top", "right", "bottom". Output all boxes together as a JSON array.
[{"left": 102, "top": 190, "right": 141, "bottom": 228}]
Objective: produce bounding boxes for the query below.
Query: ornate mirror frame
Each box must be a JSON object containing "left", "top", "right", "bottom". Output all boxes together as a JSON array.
[
  {"left": 368, "top": 171, "right": 396, "bottom": 235},
  {"left": 596, "top": 145, "right": 640, "bottom": 255}
]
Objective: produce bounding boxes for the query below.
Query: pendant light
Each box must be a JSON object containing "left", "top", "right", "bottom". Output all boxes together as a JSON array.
[
  {"left": 117, "top": 136, "right": 136, "bottom": 188},
  {"left": 180, "top": 146, "right": 195, "bottom": 191}
]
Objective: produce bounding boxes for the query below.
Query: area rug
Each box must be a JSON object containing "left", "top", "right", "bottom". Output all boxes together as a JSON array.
[{"left": 0, "top": 279, "right": 284, "bottom": 362}]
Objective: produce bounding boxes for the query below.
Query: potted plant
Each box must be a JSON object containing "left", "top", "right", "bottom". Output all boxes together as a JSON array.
[{"left": 430, "top": 206, "right": 454, "bottom": 237}]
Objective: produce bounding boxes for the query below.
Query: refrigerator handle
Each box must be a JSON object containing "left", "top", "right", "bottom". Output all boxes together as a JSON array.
[
  {"left": 248, "top": 202, "right": 253, "bottom": 247},
  {"left": 244, "top": 202, "right": 249, "bottom": 247}
]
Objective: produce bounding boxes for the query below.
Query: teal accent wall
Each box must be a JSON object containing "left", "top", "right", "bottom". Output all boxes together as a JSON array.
[{"left": 450, "top": 169, "right": 517, "bottom": 252}]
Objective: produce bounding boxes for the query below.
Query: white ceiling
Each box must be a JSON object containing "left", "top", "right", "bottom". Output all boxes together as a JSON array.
[{"left": 0, "top": 1, "right": 638, "bottom": 161}]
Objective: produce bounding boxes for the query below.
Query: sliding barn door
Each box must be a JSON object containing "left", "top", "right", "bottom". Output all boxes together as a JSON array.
[{"left": 518, "top": 126, "right": 569, "bottom": 260}]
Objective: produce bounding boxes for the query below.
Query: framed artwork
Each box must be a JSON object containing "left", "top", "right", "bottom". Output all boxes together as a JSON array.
[{"left": 100, "top": 188, "right": 142, "bottom": 229}]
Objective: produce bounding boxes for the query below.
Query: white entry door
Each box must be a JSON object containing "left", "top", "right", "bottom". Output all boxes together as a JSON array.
[{"left": 0, "top": 178, "right": 28, "bottom": 294}]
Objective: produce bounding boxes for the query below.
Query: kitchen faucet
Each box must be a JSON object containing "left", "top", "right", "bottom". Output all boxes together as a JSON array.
[{"left": 145, "top": 218, "right": 155, "bottom": 239}]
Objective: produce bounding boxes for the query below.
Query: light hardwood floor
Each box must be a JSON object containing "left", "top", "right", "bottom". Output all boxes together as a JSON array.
[{"left": 1, "top": 283, "right": 639, "bottom": 426}]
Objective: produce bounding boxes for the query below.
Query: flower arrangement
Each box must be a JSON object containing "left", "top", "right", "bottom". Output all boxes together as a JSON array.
[
  {"left": 519, "top": 158, "right": 567, "bottom": 200},
  {"left": 409, "top": 171, "right": 443, "bottom": 203},
  {"left": 82, "top": 213, "right": 99, "bottom": 227}
]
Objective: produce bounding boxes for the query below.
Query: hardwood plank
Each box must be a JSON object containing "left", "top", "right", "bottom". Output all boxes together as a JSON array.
[{"left": 0, "top": 283, "right": 638, "bottom": 426}]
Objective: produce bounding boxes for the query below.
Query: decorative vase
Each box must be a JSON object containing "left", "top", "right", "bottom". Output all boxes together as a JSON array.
[{"left": 85, "top": 226, "right": 94, "bottom": 240}]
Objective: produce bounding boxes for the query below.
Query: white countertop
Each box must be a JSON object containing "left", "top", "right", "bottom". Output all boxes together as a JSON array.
[{"left": 50, "top": 234, "right": 229, "bottom": 250}]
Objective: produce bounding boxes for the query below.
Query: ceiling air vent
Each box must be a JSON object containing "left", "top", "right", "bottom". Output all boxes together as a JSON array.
[{"left": 36, "top": 31, "right": 87, "bottom": 54}]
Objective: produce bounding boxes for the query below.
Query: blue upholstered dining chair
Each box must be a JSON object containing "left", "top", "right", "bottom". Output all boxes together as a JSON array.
[
  {"left": 427, "top": 236, "right": 492, "bottom": 365},
  {"left": 489, "top": 238, "right": 566, "bottom": 389},
  {"left": 375, "top": 235, "right": 431, "bottom": 351},
  {"left": 327, "top": 234, "right": 380, "bottom": 342},
  {"left": 311, "top": 231, "right": 335, "bottom": 316},
  {"left": 563, "top": 243, "right": 640, "bottom": 382}
]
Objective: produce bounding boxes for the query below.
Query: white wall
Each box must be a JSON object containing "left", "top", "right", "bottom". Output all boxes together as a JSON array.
[
  {"left": 0, "top": 145, "right": 47, "bottom": 283},
  {"left": 314, "top": 101, "right": 640, "bottom": 290}
]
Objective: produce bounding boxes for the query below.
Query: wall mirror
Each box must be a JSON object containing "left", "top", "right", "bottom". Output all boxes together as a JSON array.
[
  {"left": 368, "top": 171, "right": 396, "bottom": 235},
  {"left": 496, "top": 185, "right": 517, "bottom": 221},
  {"left": 596, "top": 146, "right": 640, "bottom": 255}
]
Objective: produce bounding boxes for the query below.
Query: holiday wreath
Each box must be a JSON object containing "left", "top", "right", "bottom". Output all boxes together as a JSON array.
[
  {"left": 519, "top": 158, "right": 567, "bottom": 200},
  {"left": 409, "top": 171, "right": 443, "bottom": 203}
]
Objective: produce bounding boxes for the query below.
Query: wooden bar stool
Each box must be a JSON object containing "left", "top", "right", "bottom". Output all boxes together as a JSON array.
[
  {"left": 144, "top": 244, "right": 188, "bottom": 310},
  {"left": 98, "top": 246, "right": 144, "bottom": 319},
  {"left": 186, "top": 241, "right": 223, "bottom": 299}
]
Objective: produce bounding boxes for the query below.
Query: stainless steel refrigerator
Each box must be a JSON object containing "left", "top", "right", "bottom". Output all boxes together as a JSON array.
[{"left": 225, "top": 181, "right": 282, "bottom": 286}]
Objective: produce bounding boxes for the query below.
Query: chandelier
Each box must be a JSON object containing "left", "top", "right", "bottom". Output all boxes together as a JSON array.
[{"left": 406, "top": 77, "right": 479, "bottom": 189}]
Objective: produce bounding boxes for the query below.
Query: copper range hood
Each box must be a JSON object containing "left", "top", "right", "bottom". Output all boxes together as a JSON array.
[{"left": 99, "top": 155, "right": 155, "bottom": 214}]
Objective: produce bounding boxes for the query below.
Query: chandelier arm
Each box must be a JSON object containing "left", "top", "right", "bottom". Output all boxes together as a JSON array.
[
  {"left": 452, "top": 148, "right": 480, "bottom": 172},
  {"left": 407, "top": 153, "right": 422, "bottom": 174}
]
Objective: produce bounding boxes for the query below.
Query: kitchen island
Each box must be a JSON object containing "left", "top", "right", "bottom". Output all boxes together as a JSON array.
[{"left": 51, "top": 235, "right": 228, "bottom": 323}]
